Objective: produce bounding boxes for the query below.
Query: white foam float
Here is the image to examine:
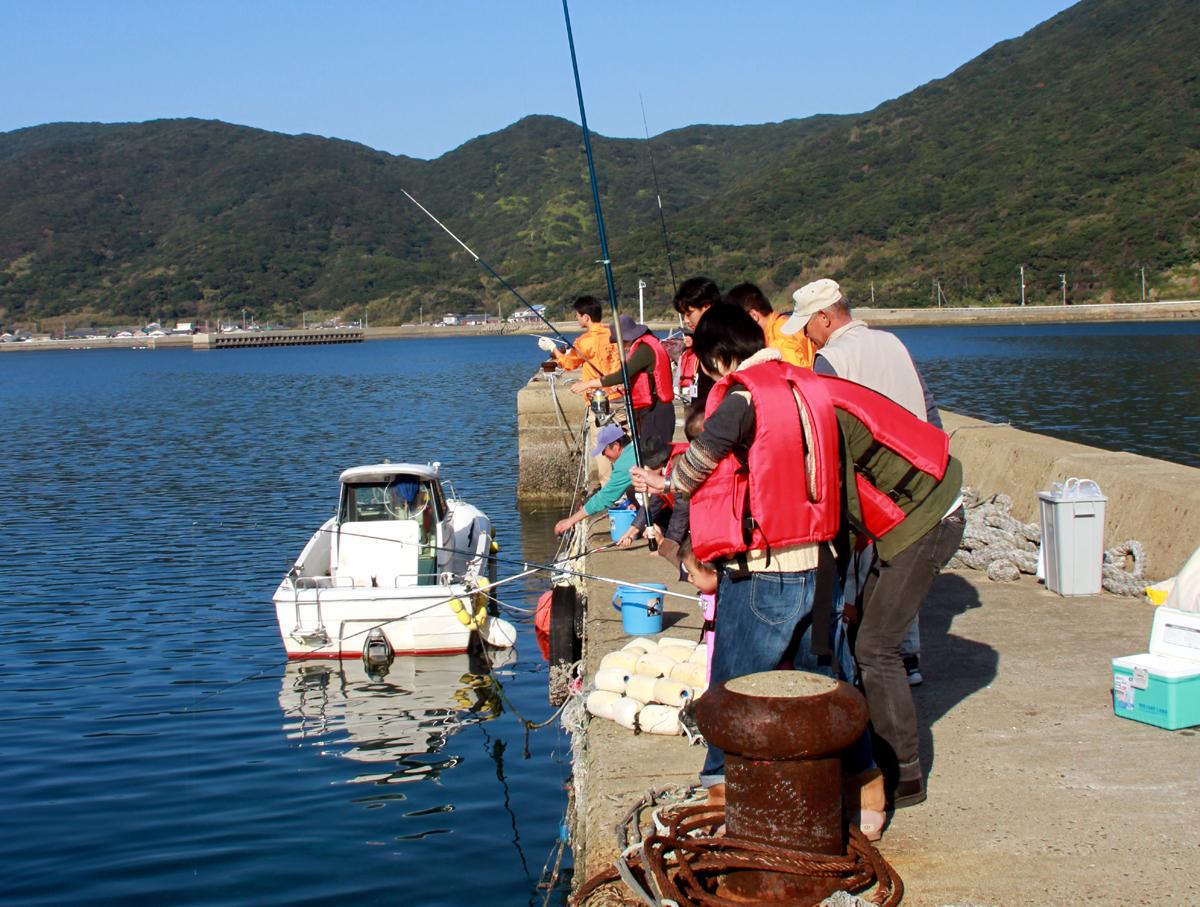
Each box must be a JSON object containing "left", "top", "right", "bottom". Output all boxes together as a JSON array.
[
  {"left": 657, "top": 645, "right": 694, "bottom": 664},
  {"left": 635, "top": 653, "right": 676, "bottom": 678},
  {"left": 599, "top": 651, "right": 640, "bottom": 673},
  {"left": 639, "top": 704, "right": 683, "bottom": 735},
  {"left": 611, "top": 696, "right": 642, "bottom": 730},
  {"left": 653, "top": 678, "right": 693, "bottom": 707},
  {"left": 586, "top": 689, "right": 621, "bottom": 720},
  {"left": 670, "top": 662, "right": 707, "bottom": 689},
  {"left": 594, "top": 667, "right": 630, "bottom": 693}
]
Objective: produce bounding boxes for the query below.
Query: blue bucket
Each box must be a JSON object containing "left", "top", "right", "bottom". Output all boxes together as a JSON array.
[
  {"left": 612, "top": 583, "right": 666, "bottom": 636},
  {"left": 608, "top": 507, "right": 638, "bottom": 543}
]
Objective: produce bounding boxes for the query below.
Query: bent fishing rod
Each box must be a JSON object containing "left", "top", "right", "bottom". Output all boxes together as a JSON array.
[
  {"left": 639, "top": 92, "right": 677, "bottom": 297},
  {"left": 561, "top": 0, "right": 658, "bottom": 551},
  {"left": 401, "top": 189, "right": 610, "bottom": 376}
]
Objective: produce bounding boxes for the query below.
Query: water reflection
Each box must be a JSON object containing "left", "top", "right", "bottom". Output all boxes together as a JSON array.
[{"left": 279, "top": 653, "right": 507, "bottom": 784}]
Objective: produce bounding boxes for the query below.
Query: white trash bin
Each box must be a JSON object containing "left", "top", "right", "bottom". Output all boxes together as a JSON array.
[{"left": 1038, "top": 478, "right": 1107, "bottom": 596}]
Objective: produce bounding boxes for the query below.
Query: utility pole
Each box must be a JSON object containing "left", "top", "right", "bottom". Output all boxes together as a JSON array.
[
  {"left": 638, "top": 279, "right": 646, "bottom": 324},
  {"left": 1140, "top": 267, "right": 1146, "bottom": 301},
  {"left": 419, "top": 303, "right": 423, "bottom": 326},
  {"left": 1060, "top": 273, "right": 1067, "bottom": 305},
  {"left": 1019, "top": 265, "right": 1026, "bottom": 306},
  {"left": 870, "top": 282, "right": 875, "bottom": 305},
  {"left": 243, "top": 308, "right": 247, "bottom": 329}
]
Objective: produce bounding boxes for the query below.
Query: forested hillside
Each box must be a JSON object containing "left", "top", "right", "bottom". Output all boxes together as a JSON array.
[{"left": 1, "top": 0, "right": 1195, "bottom": 327}]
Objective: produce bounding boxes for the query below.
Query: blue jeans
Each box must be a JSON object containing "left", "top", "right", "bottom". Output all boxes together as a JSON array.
[{"left": 700, "top": 569, "right": 816, "bottom": 785}]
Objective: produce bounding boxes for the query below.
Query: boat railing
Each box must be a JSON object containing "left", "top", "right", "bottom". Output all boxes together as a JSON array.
[{"left": 290, "top": 572, "right": 465, "bottom": 591}]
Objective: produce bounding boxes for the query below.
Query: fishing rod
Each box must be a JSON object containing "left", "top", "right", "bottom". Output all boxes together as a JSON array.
[
  {"left": 639, "top": 92, "right": 678, "bottom": 297},
  {"left": 401, "top": 189, "right": 610, "bottom": 376},
  {"left": 561, "top": 0, "right": 657, "bottom": 552}
]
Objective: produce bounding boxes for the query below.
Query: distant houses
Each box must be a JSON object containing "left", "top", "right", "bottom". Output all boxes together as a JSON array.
[
  {"left": 506, "top": 304, "right": 546, "bottom": 324},
  {"left": 443, "top": 312, "right": 503, "bottom": 326}
]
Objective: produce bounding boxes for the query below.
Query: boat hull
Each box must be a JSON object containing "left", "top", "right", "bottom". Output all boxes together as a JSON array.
[{"left": 272, "top": 583, "right": 477, "bottom": 659}]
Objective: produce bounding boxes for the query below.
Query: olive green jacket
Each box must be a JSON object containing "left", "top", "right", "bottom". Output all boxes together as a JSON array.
[{"left": 836, "top": 410, "right": 963, "bottom": 562}]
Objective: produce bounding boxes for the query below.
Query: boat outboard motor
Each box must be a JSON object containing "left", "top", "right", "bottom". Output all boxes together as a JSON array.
[
  {"left": 363, "top": 628, "right": 394, "bottom": 678},
  {"left": 589, "top": 388, "right": 612, "bottom": 426}
]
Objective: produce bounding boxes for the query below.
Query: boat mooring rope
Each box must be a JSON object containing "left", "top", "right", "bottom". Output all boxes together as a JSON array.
[
  {"left": 572, "top": 798, "right": 903, "bottom": 907},
  {"left": 949, "top": 487, "right": 1156, "bottom": 596}
]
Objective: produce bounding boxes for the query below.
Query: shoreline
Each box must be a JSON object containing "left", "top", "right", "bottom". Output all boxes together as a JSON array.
[{"left": 3, "top": 299, "right": 1197, "bottom": 353}]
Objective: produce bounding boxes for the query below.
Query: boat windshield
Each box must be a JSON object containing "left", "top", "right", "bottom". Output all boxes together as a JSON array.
[{"left": 340, "top": 477, "right": 438, "bottom": 523}]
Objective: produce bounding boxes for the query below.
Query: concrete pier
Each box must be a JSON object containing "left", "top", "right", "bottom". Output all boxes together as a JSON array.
[
  {"left": 192, "top": 327, "right": 363, "bottom": 349},
  {"left": 516, "top": 370, "right": 590, "bottom": 503},
  {"left": 544, "top": 401, "right": 1200, "bottom": 905}
]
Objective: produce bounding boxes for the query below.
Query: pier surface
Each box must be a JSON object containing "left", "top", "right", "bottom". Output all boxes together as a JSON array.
[
  {"left": 571, "top": 546, "right": 1199, "bottom": 905},
  {"left": 556, "top": 406, "right": 1200, "bottom": 905}
]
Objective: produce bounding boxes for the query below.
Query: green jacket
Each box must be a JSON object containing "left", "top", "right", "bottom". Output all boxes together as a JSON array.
[{"left": 837, "top": 409, "right": 963, "bottom": 562}]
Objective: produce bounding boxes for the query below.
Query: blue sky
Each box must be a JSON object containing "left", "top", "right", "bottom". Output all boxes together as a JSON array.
[{"left": 2, "top": 0, "right": 1076, "bottom": 160}]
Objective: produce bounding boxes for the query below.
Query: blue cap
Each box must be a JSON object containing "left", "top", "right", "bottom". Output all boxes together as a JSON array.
[{"left": 592, "top": 423, "right": 627, "bottom": 456}]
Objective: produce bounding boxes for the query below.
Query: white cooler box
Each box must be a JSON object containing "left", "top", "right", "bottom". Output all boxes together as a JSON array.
[{"left": 1112, "top": 607, "right": 1200, "bottom": 730}]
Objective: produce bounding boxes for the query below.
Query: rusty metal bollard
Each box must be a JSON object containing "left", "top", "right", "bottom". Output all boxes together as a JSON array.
[{"left": 695, "top": 670, "right": 869, "bottom": 902}]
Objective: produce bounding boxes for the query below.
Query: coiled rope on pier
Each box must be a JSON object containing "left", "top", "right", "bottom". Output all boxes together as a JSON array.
[
  {"left": 572, "top": 797, "right": 902, "bottom": 907},
  {"left": 949, "top": 487, "right": 1153, "bottom": 595}
]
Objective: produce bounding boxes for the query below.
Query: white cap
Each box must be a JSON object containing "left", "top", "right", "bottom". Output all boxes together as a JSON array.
[{"left": 780, "top": 278, "right": 843, "bottom": 336}]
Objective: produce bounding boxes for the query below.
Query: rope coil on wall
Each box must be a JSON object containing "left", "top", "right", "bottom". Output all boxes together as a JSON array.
[{"left": 949, "top": 487, "right": 1155, "bottom": 595}]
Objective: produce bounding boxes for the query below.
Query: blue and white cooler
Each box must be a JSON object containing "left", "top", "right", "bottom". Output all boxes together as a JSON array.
[{"left": 1112, "top": 606, "right": 1200, "bottom": 731}]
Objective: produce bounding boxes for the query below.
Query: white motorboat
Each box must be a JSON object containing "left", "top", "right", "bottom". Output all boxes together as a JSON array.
[{"left": 273, "top": 462, "right": 516, "bottom": 659}]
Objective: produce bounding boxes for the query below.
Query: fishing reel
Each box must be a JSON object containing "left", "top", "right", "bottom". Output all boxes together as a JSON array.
[{"left": 589, "top": 388, "right": 613, "bottom": 427}]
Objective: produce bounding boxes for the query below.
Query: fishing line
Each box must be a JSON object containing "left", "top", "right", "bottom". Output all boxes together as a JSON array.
[
  {"left": 561, "top": 0, "right": 658, "bottom": 551},
  {"left": 639, "top": 92, "right": 678, "bottom": 296},
  {"left": 401, "top": 188, "right": 612, "bottom": 377},
  {"left": 303, "top": 523, "right": 700, "bottom": 602}
]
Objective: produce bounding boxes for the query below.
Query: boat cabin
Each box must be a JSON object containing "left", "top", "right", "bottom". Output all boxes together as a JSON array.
[{"left": 333, "top": 464, "right": 447, "bottom": 587}]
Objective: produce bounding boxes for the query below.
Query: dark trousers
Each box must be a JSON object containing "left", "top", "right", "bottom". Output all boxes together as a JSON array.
[
  {"left": 635, "top": 398, "right": 675, "bottom": 452},
  {"left": 854, "top": 507, "right": 965, "bottom": 783}
]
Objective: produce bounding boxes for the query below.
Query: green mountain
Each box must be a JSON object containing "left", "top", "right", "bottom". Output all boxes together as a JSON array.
[{"left": 1, "top": 0, "right": 1196, "bottom": 328}]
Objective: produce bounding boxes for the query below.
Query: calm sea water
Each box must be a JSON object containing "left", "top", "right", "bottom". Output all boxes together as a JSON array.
[
  {"left": 896, "top": 321, "right": 1199, "bottom": 468},
  {"left": 0, "top": 337, "right": 570, "bottom": 907},
  {"left": 0, "top": 323, "right": 1195, "bottom": 906}
]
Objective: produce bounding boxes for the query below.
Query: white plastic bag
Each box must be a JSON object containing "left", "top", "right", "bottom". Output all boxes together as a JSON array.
[{"left": 1047, "top": 477, "right": 1104, "bottom": 501}]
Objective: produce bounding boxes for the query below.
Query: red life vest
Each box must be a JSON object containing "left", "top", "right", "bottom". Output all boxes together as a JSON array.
[
  {"left": 678, "top": 349, "right": 698, "bottom": 389},
  {"left": 690, "top": 360, "right": 840, "bottom": 563},
  {"left": 820, "top": 376, "right": 950, "bottom": 542},
  {"left": 629, "top": 333, "right": 674, "bottom": 409},
  {"left": 660, "top": 441, "right": 691, "bottom": 510}
]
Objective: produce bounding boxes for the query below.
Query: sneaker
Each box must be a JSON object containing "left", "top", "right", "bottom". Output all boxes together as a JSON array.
[{"left": 904, "top": 656, "right": 923, "bottom": 686}]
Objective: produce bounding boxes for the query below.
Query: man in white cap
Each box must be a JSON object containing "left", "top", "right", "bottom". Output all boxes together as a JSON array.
[
  {"left": 781, "top": 279, "right": 938, "bottom": 681},
  {"left": 781, "top": 279, "right": 939, "bottom": 428}
]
